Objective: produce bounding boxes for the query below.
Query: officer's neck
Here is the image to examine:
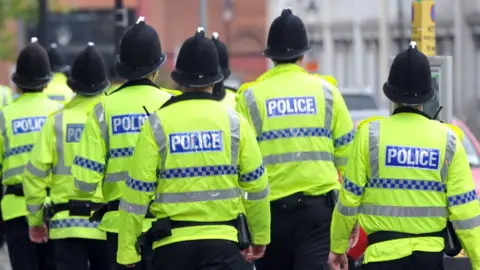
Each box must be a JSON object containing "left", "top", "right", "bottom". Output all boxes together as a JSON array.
[{"left": 181, "top": 86, "right": 213, "bottom": 94}]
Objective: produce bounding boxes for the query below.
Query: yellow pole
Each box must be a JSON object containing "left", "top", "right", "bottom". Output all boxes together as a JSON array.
[{"left": 411, "top": 0, "right": 436, "bottom": 56}]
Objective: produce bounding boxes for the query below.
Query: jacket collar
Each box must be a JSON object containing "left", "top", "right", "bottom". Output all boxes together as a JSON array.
[
  {"left": 160, "top": 92, "right": 216, "bottom": 109},
  {"left": 392, "top": 106, "right": 432, "bottom": 119},
  {"left": 107, "top": 78, "right": 158, "bottom": 96},
  {"left": 255, "top": 64, "right": 307, "bottom": 82}
]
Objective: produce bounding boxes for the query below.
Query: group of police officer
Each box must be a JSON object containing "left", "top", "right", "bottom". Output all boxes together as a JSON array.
[{"left": 0, "top": 6, "right": 478, "bottom": 270}]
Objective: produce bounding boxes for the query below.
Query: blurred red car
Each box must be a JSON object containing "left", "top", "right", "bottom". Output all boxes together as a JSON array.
[{"left": 343, "top": 115, "right": 480, "bottom": 261}]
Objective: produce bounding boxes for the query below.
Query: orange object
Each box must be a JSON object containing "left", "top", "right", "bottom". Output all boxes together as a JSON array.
[{"left": 305, "top": 61, "right": 318, "bottom": 73}]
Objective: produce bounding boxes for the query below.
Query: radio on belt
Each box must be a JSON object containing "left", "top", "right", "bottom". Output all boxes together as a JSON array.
[
  {"left": 266, "top": 96, "right": 317, "bottom": 117},
  {"left": 111, "top": 114, "right": 148, "bottom": 134},
  {"left": 12, "top": 116, "right": 47, "bottom": 134}
]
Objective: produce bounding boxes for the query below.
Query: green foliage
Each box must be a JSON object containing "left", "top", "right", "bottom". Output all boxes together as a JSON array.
[{"left": 0, "top": 0, "right": 63, "bottom": 61}]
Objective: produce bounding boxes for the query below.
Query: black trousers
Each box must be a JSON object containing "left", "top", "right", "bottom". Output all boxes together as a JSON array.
[
  {"left": 4, "top": 216, "right": 56, "bottom": 270},
  {"left": 54, "top": 238, "right": 109, "bottom": 270},
  {"left": 360, "top": 251, "right": 445, "bottom": 270},
  {"left": 107, "top": 232, "right": 153, "bottom": 270},
  {"left": 255, "top": 201, "right": 332, "bottom": 270},
  {"left": 152, "top": 239, "right": 244, "bottom": 270}
]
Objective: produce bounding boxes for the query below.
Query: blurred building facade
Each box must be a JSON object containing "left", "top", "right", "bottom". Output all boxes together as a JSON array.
[
  {"left": 277, "top": 0, "right": 480, "bottom": 120},
  {"left": 1, "top": 0, "right": 270, "bottom": 86}
]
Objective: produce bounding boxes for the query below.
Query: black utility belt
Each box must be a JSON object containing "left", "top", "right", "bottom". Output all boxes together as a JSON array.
[
  {"left": 89, "top": 199, "right": 155, "bottom": 222},
  {"left": 367, "top": 230, "right": 445, "bottom": 247},
  {"left": 4, "top": 184, "right": 24, "bottom": 196},
  {"left": 270, "top": 191, "right": 335, "bottom": 211},
  {"left": 137, "top": 214, "right": 252, "bottom": 252},
  {"left": 48, "top": 200, "right": 105, "bottom": 218}
]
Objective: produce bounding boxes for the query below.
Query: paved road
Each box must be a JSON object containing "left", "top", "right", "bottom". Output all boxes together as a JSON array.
[{"left": 0, "top": 247, "right": 10, "bottom": 270}]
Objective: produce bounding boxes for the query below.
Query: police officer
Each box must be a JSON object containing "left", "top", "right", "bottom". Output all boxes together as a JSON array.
[
  {"left": 1, "top": 37, "right": 61, "bottom": 270},
  {"left": 24, "top": 42, "right": 110, "bottom": 270},
  {"left": 107, "top": 62, "right": 125, "bottom": 94},
  {"left": 71, "top": 16, "right": 173, "bottom": 270},
  {"left": 329, "top": 45, "right": 480, "bottom": 270},
  {"left": 116, "top": 26, "right": 270, "bottom": 270},
  {"left": 235, "top": 8, "right": 354, "bottom": 270},
  {"left": 211, "top": 32, "right": 237, "bottom": 107},
  {"left": 0, "top": 85, "right": 13, "bottom": 108},
  {"left": 44, "top": 43, "right": 75, "bottom": 104}
]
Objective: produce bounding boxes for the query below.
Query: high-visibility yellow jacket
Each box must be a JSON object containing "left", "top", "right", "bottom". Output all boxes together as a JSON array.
[
  {"left": 331, "top": 109, "right": 480, "bottom": 268},
  {"left": 117, "top": 92, "right": 271, "bottom": 265},
  {"left": 0, "top": 93, "right": 62, "bottom": 221},
  {"left": 220, "top": 87, "right": 237, "bottom": 108},
  {"left": 44, "top": 73, "right": 74, "bottom": 105},
  {"left": 71, "top": 79, "right": 173, "bottom": 233},
  {"left": 0, "top": 85, "right": 13, "bottom": 109},
  {"left": 24, "top": 94, "right": 106, "bottom": 240},
  {"left": 236, "top": 64, "right": 354, "bottom": 201}
]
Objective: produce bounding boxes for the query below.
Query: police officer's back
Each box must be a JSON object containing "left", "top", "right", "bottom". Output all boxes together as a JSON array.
[
  {"left": 210, "top": 32, "right": 237, "bottom": 108},
  {"left": 24, "top": 42, "right": 110, "bottom": 270},
  {"left": 1, "top": 38, "right": 60, "bottom": 270},
  {"left": 44, "top": 43, "right": 74, "bottom": 104},
  {"left": 235, "top": 8, "right": 354, "bottom": 270},
  {"left": 329, "top": 45, "right": 480, "bottom": 270},
  {"left": 117, "top": 27, "right": 271, "bottom": 270},
  {"left": 71, "top": 16, "right": 173, "bottom": 270}
]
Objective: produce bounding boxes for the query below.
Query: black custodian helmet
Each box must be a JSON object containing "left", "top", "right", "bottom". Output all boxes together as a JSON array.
[
  {"left": 383, "top": 42, "right": 435, "bottom": 105},
  {"left": 171, "top": 27, "right": 224, "bottom": 87},
  {"left": 12, "top": 37, "right": 53, "bottom": 89},
  {"left": 67, "top": 42, "right": 110, "bottom": 96},
  {"left": 263, "top": 7, "right": 311, "bottom": 60},
  {"left": 114, "top": 16, "right": 167, "bottom": 80},
  {"left": 211, "top": 32, "right": 231, "bottom": 80},
  {"left": 47, "top": 43, "right": 70, "bottom": 73}
]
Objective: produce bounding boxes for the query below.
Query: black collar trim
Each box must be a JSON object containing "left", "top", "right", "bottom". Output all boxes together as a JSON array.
[
  {"left": 107, "top": 78, "right": 158, "bottom": 96},
  {"left": 160, "top": 92, "right": 216, "bottom": 109},
  {"left": 392, "top": 107, "right": 431, "bottom": 119}
]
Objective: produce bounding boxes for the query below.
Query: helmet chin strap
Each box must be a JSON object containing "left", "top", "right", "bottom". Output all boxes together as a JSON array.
[{"left": 432, "top": 106, "right": 443, "bottom": 121}]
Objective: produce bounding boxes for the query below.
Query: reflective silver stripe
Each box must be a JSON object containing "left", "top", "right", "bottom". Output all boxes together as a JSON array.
[
  {"left": 227, "top": 109, "right": 240, "bottom": 165},
  {"left": 155, "top": 188, "right": 241, "bottom": 204},
  {"left": 52, "top": 113, "right": 71, "bottom": 175},
  {"left": 320, "top": 82, "right": 334, "bottom": 131},
  {"left": 74, "top": 178, "right": 98, "bottom": 192},
  {"left": 359, "top": 204, "right": 448, "bottom": 217},
  {"left": 149, "top": 114, "right": 167, "bottom": 171},
  {"left": 441, "top": 130, "right": 457, "bottom": 183},
  {"left": 336, "top": 201, "right": 359, "bottom": 216},
  {"left": 119, "top": 199, "right": 149, "bottom": 215},
  {"left": 243, "top": 88, "right": 262, "bottom": 136},
  {"left": 0, "top": 111, "right": 8, "bottom": 159},
  {"left": 263, "top": 151, "right": 333, "bottom": 165},
  {"left": 1, "top": 87, "right": 7, "bottom": 106},
  {"left": 368, "top": 121, "right": 380, "bottom": 179},
  {"left": 104, "top": 171, "right": 127, "bottom": 183},
  {"left": 245, "top": 185, "right": 269, "bottom": 201},
  {"left": 26, "top": 162, "right": 50, "bottom": 178},
  {"left": 3, "top": 165, "right": 24, "bottom": 179},
  {"left": 27, "top": 204, "right": 42, "bottom": 214},
  {"left": 452, "top": 215, "right": 480, "bottom": 230},
  {"left": 94, "top": 102, "right": 109, "bottom": 153},
  {"left": 334, "top": 157, "right": 348, "bottom": 167}
]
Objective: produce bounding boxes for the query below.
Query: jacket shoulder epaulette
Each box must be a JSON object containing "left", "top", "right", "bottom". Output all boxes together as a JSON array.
[
  {"left": 237, "top": 81, "right": 256, "bottom": 95},
  {"left": 443, "top": 123, "right": 464, "bottom": 142},
  {"left": 357, "top": 116, "right": 386, "bottom": 130}
]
